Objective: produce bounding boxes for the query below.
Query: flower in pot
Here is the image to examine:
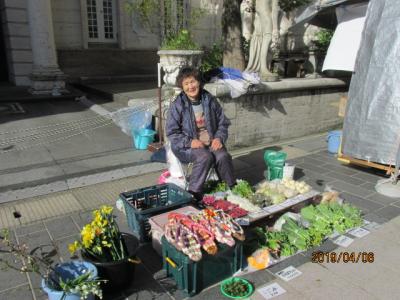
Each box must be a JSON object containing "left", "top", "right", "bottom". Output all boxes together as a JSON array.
[
  {"left": 0, "top": 229, "right": 103, "bottom": 300},
  {"left": 69, "top": 206, "right": 141, "bottom": 291}
]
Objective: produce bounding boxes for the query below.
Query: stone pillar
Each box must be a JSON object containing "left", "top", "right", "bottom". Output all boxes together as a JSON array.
[{"left": 27, "top": 0, "right": 67, "bottom": 95}]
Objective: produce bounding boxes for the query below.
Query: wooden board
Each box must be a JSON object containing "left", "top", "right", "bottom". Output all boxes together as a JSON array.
[
  {"left": 236, "top": 190, "right": 320, "bottom": 224},
  {"left": 338, "top": 96, "right": 348, "bottom": 117},
  {"left": 337, "top": 153, "right": 394, "bottom": 174}
]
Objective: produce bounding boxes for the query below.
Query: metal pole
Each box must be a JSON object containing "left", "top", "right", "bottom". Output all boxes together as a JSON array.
[{"left": 157, "top": 63, "right": 163, "bottom": 144}]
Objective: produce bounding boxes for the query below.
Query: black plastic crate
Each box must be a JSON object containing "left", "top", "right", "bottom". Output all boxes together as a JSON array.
[{"left": 120, "top": 183, "right": 193, "bottom": 242}]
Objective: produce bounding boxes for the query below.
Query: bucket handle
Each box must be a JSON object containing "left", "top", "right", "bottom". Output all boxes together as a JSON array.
[
  {"left": 128, "top": 258, "right": 142, "bottom": 264},
  {"left": 165, "top": 257, "right": 177, "bottom": 268}
]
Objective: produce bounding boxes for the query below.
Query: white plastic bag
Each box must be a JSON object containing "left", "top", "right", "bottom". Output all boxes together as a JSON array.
[{"left": 165, "top": 141, "right": 184, "bottom": 178}]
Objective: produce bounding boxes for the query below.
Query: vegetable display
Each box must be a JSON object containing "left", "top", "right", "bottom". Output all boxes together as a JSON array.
[
  {"left": 252, "top": 180, "right": 312, "bottom": 207},
  {"left": 250, "top": 202, "right": 363, "bottom": 258},
  {"left": 202, "top": 195, "right": 248, "bottom": 218}
]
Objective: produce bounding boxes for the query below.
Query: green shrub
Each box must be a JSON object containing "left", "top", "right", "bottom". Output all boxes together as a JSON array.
[
  {"left": 160, "top": 29, "right": 200, "bottom": 50},
  {"left": 200, "top": 42, "right": 223, "bottom": 72},
  {"left": 314, "top": 29, "right": 334, "bottom": 52}
]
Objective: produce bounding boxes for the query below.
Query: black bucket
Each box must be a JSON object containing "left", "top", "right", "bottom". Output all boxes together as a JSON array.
[{"left": 82, "top": 232, "right": 140, "bottom": 291}]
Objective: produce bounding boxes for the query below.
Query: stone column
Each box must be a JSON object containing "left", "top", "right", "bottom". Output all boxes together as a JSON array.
[{"left": 27, "top": 0, "right": 67, "bottom": 95}]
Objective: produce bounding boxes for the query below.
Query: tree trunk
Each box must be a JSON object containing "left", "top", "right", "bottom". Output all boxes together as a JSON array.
[{"left": 222, "top": 0, "right": 245, "bottom": 70}]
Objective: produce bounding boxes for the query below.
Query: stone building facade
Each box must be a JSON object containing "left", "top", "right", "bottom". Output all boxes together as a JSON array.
[{"left": 0, "top": 0, "right": 223, "bottom": 92}]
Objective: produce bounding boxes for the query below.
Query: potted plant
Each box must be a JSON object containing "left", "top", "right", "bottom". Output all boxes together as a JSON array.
[
  {"left": 307, "top": 28, "right": 334, "bottom": 77},
  {"left": 125, "top": 0, "right": 205, "bottom": 86},
  {"left": 0, "top": 230, "right": 103, "bottom": 300},
  {"left": 69, "top": 206, "right": 141, "bottom": 291},
  {"left": 157, "top": 29, "right": 204, "bottom": 86}
]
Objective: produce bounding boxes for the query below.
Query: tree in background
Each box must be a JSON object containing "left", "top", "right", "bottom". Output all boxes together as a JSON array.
[{"left": 222, "top": 0, "right": 246, "bottom": 70}]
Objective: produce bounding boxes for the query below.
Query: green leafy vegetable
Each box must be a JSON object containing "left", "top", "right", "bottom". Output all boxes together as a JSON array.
[{"left": 232, "top": 180, "right": 254, "bottom": 199}]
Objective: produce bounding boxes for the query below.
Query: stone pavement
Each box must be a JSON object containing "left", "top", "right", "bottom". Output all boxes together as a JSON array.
[
  {"left": 1, "top": 134, "right": 400, "bottom": 300},
  {"left": 0, "top": 95, "right": 165, "bottom": 204}
]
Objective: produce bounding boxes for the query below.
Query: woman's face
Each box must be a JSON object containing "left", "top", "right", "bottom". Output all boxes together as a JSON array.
[{"left": 182, "top": 76, "right": 200, "bottom": 101}]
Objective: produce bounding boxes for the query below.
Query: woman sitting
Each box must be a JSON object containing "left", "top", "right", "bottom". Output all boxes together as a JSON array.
[{"left": 166, "top": 67, "right": 235, "bottom": 201}]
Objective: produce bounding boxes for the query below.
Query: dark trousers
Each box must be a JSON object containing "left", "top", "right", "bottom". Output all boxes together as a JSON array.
[{"left": 188, "top": 148, "right": 235, "bottom": 193}]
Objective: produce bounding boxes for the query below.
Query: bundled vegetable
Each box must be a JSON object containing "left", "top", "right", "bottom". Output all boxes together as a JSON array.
[
  {"left": 301, "top": 202, "right": 363, "bottom": 236},
  {"left": 232, "top": 179, "right": 254, "bottom": 199},
  {"left": 251, "top": 227, "right": 297, "bottom": 257},
  {"left": 281, "top": 178, "right": 311, "bottom": 194},
  {"left": 280, "top": 217, "right": 310, "bottom": 251},
  {"left": 226, "top": 191, "right": 260, "bottom": 212},
  {"left": 203, "top": 180, "right": 228, "bottom": 194}
]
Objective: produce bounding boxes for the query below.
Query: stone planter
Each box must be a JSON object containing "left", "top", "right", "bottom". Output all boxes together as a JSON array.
[{"left": 157, "top": 50, "right": 204, "bottom": 86}]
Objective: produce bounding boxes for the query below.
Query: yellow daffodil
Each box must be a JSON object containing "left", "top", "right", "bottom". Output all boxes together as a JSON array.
[
  {"left": 68, "top": 241, "right": 80, "bottom": 254},
  {"left": 81, "top": 224, "right": 95, "bottom": 248},
  {"left": 100, "top": 205, "right": 113, "bottom": 215}
]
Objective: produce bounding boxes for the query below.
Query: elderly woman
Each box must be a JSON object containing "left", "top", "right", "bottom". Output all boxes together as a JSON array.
[{"left": 166, "top": 67, "right": 235, "bottom": 201}]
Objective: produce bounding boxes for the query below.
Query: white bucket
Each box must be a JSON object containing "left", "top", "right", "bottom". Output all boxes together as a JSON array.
[{"left": 283, "top": 164, "right": 295, "bottom": 180}]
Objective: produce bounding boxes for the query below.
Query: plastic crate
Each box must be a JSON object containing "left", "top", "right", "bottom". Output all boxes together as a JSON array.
[
  {"left": 162, "top": 236, "right": 243, "bottom": 297},
  {"left": 120, "top": 183, "right": 193, "bottom": 242}
]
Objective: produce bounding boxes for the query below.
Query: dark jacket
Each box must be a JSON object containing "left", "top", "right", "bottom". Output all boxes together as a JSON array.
[{"left": 166, "top": 89, "right": 231, "bottom": 163}]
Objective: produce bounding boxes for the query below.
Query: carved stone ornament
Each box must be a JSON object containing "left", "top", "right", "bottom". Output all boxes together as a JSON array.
[{"left": 157, "top": 50, "right": 204, "bottom": 86}]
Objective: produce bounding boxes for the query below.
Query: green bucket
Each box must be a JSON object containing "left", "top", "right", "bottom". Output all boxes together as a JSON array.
[{"left": 264, "top": 150, "right": 287, "bottom": 181}]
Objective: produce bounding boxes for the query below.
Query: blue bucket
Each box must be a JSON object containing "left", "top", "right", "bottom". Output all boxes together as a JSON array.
[
  {"left": 132, "top": 128, "right": 156, "bottom": 150},
  {"left": 41, "top": 261, "right": 97, "bottom": 300},
  {"left": 327, "top": 130, "right": 342, "bottom": 154}
]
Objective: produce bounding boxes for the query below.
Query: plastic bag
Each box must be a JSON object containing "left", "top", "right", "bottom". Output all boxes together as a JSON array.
[
  {"left": 247, "top": 248, "right": 271, "bottom": 270},
  {"left": 273, "top": 212, "right": 302, "bottom": 231},
  {"left": 165, "top": 141, "right": 184, "bottom": 178},
  {"left": 320, "top": 185, "right": 343, "bottom": 204},
  {"left": 110, "top": 104, "right": 152, "bottom": 135}
]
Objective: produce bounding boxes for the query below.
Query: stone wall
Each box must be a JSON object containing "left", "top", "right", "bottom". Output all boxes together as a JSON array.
[
  {"left": 1, "top": 0, "right": 32, "bottom": 86},
  {"left": 51, "top": 0, "right": 83, "bottom": 49},
  {"left": 204, "top": 78, "right": 348, "bottom": 150}
]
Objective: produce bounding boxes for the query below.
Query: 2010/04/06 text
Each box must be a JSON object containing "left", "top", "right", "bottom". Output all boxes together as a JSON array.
[{"left": 312, "top": 251, "right": 374, "bottom": 263}]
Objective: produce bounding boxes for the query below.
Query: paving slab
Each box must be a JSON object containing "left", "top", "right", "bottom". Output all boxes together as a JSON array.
[
  {"left": 0, "top": 165, "right": 65, "bottom": 190},
  {"left": 0, "top": 254, "right": 28, "bottom": 293},
  {"left": 330, "top": 181, "right": 374, "bottom": 198},
  {"left": 45, "top": 216, "right": 79, "bottom": 240},
  {"left": 322, "top": 170, "right": 364, "bottom": 185},
  {"left": 374, "top": 205, "right": 400, "bottom": 221},
  {"left": 251, "top": 280, "right": 307, "bottom": 300},
  {"left": 296, "top": 162, "right": 332, "bottom": 175},
  {"left": 285, "top": 263, "right": 375, "bottom": 300},
  {"left": 13, "top": 192, "right": 83, "bottom": 224},
  {"left": 366, "top": 192, "right": 400, "bottom": 205},
  {"left": 15, "top": 221, "right": 45, "bottom": 236},
  {"left": 0, "top": 284, "right": 34, "bottom": 300}
]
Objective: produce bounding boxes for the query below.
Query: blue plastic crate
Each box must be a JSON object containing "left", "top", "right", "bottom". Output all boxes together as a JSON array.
[{"left": 120, "top": 183, "right": 193, "bottom": 242}]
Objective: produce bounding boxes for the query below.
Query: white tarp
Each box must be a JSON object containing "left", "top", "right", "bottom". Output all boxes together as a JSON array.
[
  {"left": 342, "top": 0, "right": 400, "bottom": 165},
  {"left": 322, "top": 3, "right": 368, "bottom": 71}
]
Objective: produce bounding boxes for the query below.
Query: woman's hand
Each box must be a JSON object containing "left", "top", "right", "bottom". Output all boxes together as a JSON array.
[
  {"left": 191, "top": 139, "right": 204, "bottom": 149},
  {"left": 211, "top": 138, "right": 223, "bottom": 151}
]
